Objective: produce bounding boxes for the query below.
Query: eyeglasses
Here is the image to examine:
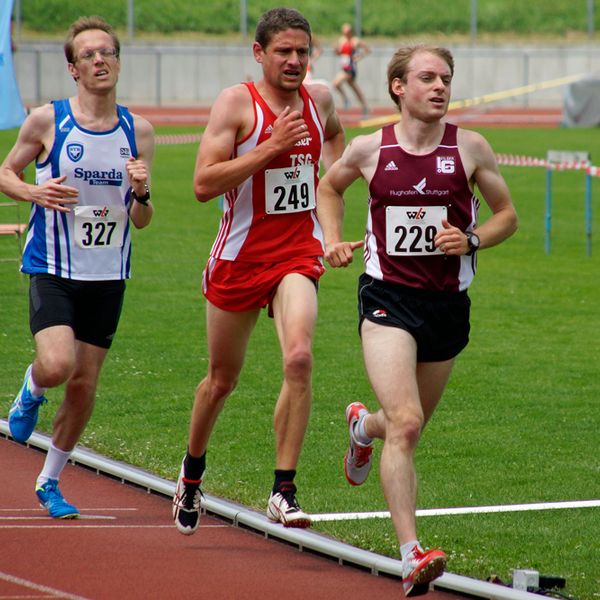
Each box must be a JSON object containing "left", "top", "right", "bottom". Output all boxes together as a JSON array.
[{"left": 75, "top": 48, "right": 118, "bottom": 62}]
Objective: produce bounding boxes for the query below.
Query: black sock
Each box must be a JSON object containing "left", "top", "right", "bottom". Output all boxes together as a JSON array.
[
  {"left": 273, "top": 469, "right": 296, "bottom": 494},
  {"left": 184, "top": 449, "right": 206, "bottom": 481}
]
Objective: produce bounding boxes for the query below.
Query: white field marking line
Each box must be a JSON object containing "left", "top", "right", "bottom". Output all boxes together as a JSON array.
[
  {"left": 0, "top": 508, "right": 137, "bottom": 512},
  {"left": 0, "top": 570, "right": 91, "bottom": 600},
  {"left": 0, "top": 524, "right": 228, "bottom": 529},
  {"left": 0, "top": 515, "right": 116, "bottom": 521},
  {"left": 310, "top": 499, "right": 600, "bottom": 522}
]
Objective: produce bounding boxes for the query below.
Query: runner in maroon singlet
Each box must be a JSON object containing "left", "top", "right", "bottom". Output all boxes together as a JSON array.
[{"left": 317, "top": 45, "right": 517, "bottom": 596}]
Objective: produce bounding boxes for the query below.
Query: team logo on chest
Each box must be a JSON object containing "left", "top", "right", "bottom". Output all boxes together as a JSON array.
[
  {"left": 67, "top": 143, "right": 84, "bottom": 162},
  {"left": 436, "top": 156, "right": 455, "bottom": 174}
]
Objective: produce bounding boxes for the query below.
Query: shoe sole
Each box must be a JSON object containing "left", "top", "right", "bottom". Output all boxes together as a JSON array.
[
  {"left": 344, "top": 403, "right": 372, "bottom": 486},
  {"left": 173, "top": 512, "right": 199, "bottom": 535},
  {"left": 172, "top": 479, "right": 201, "bottom": 536},
  {"left": 38, "top": 502, "right": 80, "bottom": 519},
  {"left": 267, "top": 506, "right": 312, "bottom": 529},
  {"left": 404, "top": 555, "right": 447, "bottom": 596}
]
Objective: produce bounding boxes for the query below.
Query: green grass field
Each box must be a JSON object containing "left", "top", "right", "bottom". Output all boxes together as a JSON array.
[
  {"left": 17, "top": 0, "right": 600, "bottom": 40},
  {"left": 1, "top": 124, "right": 599, "bottom": 599}
]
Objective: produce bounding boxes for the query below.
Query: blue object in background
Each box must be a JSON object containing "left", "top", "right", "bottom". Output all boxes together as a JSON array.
[{"left": 0, "top": 0, "right": 26, "bottom": 130}]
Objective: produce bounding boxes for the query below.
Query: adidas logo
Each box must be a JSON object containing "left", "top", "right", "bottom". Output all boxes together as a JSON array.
[
  {"left": 264, "top": 124, "right": 273, "bottom": 135},
  {"left": 384, "top": 160, "right": 398, "bottom": 171}
]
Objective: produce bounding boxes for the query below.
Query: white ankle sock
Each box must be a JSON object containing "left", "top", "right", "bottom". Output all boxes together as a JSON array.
[
  {"left": 28, "top": 367, "right": 46, "bottom": 398},
  {"left": 354, "top": 413, "right": 373, "bottom": 445},
  {"left": 400, "top": 540, "right": 422, "bottom": 561},
  {"left": 37, "top": 444, "right": 72, "bottom": 486}
]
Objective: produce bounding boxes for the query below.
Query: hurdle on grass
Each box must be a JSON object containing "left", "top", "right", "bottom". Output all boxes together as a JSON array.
[{"left": 544, "top": 150, "right": 592, "bottom": 256}]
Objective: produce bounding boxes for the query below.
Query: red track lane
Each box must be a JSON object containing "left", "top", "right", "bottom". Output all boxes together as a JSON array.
[
  {"left": 130, "top": 105, "right": 562, "bottom": 129},
  {"left": 1, "top": 437, "right": 465, "bottom": 600}
]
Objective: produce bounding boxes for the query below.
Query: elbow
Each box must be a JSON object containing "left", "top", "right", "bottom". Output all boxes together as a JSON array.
[
  {"left": 194, "top": 183, "right": 213, "bottom": 203},
  {"left": 509, "top": 210, "right": 519, "bottom": 235}
]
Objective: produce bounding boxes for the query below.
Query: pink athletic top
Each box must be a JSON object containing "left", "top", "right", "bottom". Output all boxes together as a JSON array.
[
  {"left": 209, "top": 82, "right": 325, "bottom": 263},
  {"left": 365, "top": 123, "right": 479, "bottom": 292}
]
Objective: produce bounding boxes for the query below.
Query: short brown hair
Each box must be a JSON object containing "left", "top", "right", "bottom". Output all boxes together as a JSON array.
[
  {"left": 255, "top": 7, "right": 311, "bottom": 49},
  {"left": 387, "top": 45, "right": 454, "bottom": 108},
  {"left": 64, "top": 16, "right": 120, "bottom": 64}
]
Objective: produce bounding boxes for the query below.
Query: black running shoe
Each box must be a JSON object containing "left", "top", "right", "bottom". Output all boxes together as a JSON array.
[{"left": 173, "top": 460, "right": 203, "bottom": 535}]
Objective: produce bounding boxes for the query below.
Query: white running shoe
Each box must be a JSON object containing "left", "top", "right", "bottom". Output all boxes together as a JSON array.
[
  {"left": 266, "top": 483, "right": 311, "bottom": 528},
  {"left": 344, "top": 402, "right": 373, "bottom": 486},
  {"left": 402, "top": 546, "right": 447, "bottom": 596},
  {"left": 172, "top": 460, "right": 202, "bottom": 535}
]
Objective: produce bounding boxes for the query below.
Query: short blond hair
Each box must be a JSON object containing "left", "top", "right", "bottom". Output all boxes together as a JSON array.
[
  {"left": 387, "top": 45, "right": 454, "bottom": 108},
  {"left": 64, "top": 16, "right": 120, "bottom": 64}
]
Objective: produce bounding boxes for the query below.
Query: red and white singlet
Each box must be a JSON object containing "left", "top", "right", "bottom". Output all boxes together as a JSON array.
[{"left": 209, "top": 82, "right": 325, "bottom": 263}]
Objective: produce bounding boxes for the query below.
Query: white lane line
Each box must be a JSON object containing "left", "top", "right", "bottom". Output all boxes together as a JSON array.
[
  {"left": 0, "top": 508, "right": 137, "bottom": 512},
  {"left": 310, "top": 499, "right": 600, "bottom": 522},
  {"left": 0, "top": 524, "right": 228, "bottom": 529},
  {"left": 0, "top": 515, "right": 117, "bottom": 521},
  {"left": 0, "top": 570, "right": 91, "bottom": 600}
]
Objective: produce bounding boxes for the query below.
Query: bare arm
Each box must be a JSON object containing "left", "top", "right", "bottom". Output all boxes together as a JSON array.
[
  {"left": 128, "top": 115, "right": 155, "bottom": 229},
  {"left": 317, "top": 133, "right": 380, "bottom": 267},
  {"left": 355, "top": 38, "right": 371, "bottom": 62},
  {"left": 435, "top": 129, "right": 518, "bottom": 255},
  {"left": 306, "top": 82, "right": 345, "bottom": 171},
  {"left": 0, "top": 104, "right": 79, "bottom": 212},
  {"left": 194, "top": 85, "right": 312, "bottom": 202}
]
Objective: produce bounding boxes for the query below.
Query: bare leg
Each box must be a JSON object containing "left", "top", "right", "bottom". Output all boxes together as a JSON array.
[
  {"left": 332, "top": 72, "right": 351, "bottom": 108},
  {"left": 360, "top": 320, "right": 454, "bottom": 544},
  {"left": 52, "top": 341, "right": 109, "bottom": 452},
  {"left": 187, "top": 301, "right": 260, "bottom": 457},
  {"left": 271, "top": 273, "right": 318, "bottom": 470},
  {"left": 348, "top": 79, "right": 369, "bottom": 115}
]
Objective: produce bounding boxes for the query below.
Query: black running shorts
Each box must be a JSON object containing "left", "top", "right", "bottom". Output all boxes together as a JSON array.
[
  {"left": 358, "top": 273, "right": 470, "bottom": 362},
  {"left": 29, "top": 274, "right": 125, "bottom": 349}
]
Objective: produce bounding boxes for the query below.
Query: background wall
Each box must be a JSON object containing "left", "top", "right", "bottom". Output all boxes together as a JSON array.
[{"left": 12, "top": 42, "right": 600, "bottom": 108}]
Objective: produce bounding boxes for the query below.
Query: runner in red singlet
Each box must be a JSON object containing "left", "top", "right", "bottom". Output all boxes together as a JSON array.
[
  {"left": 317, "top": 45, "right": 517, "bottom": 596},
  {"left": 332, "top": 23, "right": 370, "bottom": 115},
  {"left": 172, "top": 8, "right": 344, "bottom": 536}
]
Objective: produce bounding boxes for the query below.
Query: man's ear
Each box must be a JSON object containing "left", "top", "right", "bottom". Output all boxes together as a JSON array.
[
  {"left": 390, "top": 77, "right": 405, "bottom": 101},
  {"left": 253, "top": 41, "right": 264, "bottom": 64},
  {"left": 67, "top": 62, "right": 79, "bottom": 83}
]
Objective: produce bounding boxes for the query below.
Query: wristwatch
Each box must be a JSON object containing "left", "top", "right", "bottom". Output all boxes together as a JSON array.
[
  {"left": 132, "top": 184, "right": 150, "bottom": 205},
  {"left": 466, "top": 231, "right": 480, "bottom": 255}
]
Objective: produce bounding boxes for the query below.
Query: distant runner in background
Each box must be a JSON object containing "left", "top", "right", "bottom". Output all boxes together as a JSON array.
[{"left": 332, "top": 22, "right": 370, "bottom": 116}]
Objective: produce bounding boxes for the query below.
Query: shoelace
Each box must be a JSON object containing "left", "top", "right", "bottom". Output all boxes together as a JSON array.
[
  {"left": 42, "top": 482, "right": 64, "bottom": 502},
  {"left": 181, "top": 478, "right": 202, "bottom": 510},
  {"left": 352, "top": 442, "right": 371, "bottom": 467},
  {"left": 278, "top": 484, "right": 300, "bottom": 510}
]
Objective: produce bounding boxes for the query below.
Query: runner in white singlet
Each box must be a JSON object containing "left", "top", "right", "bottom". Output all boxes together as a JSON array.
[{"left": 0, "top": 16, "right": 155, "bottom": 519}]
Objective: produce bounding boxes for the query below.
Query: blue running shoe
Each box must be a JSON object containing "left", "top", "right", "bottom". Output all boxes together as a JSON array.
[
  {"left": 9, "top": 365, "right": 48, "bottom": 443},
  {"left": 36, "top": 479, "right": 80, "bottom": 519}
]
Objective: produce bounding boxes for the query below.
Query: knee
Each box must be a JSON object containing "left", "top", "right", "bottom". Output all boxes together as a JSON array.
[
  {"left": 385, "top": 411, "right": 424, "bottom": 451},
  {"left": 36, "top": 355, "right": 74, "bottom": 388},
  {"left": 283, "top": 346, "right": 312, "bottom": 384},
  {"left": 200, "top": 373, "right": 237, "bottom": 406}
]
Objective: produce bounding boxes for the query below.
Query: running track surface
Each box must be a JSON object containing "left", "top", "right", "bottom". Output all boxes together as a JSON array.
[
  {"left": 130, "top": 105, "right": 563, "bottom": 129},
  {"left": 1, "top": 437, "right": 465, "bottom": 600}
]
